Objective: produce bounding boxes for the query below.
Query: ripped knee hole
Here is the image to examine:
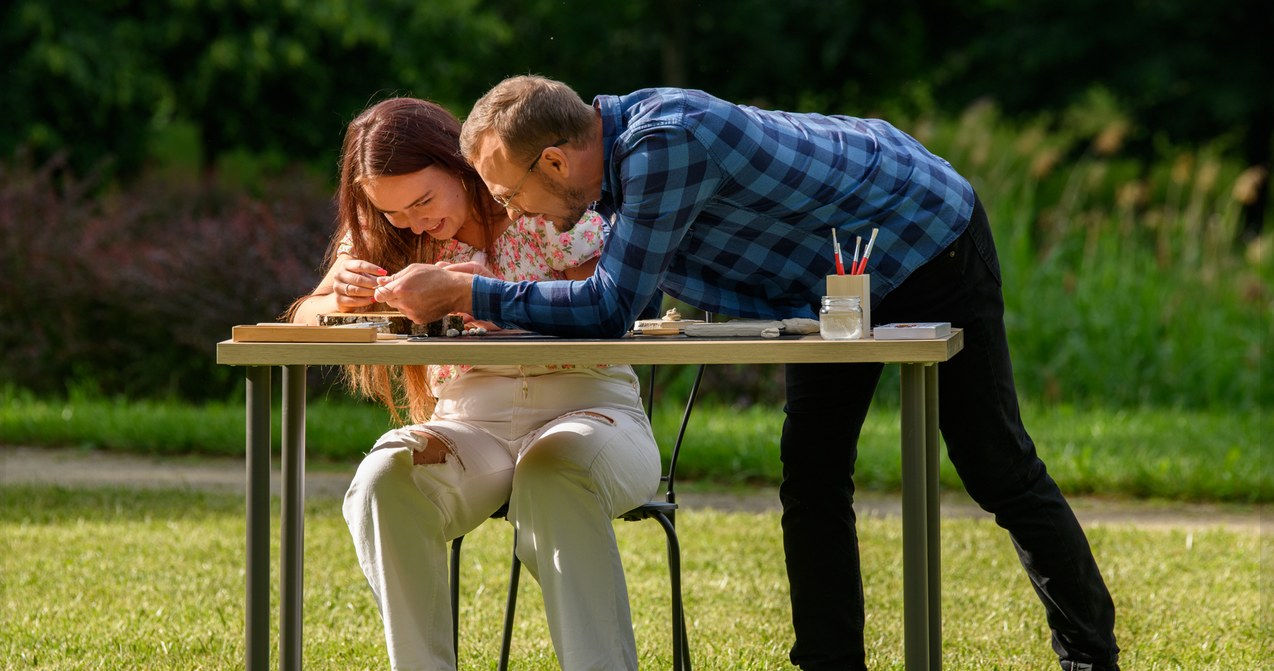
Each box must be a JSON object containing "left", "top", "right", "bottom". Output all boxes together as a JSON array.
[{"left": 408, "top": 430, "right": 464, "bottom": 468}]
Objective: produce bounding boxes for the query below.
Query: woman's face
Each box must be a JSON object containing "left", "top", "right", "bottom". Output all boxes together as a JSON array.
[{"left": 361, "top": 165, "right": 470, "bottom": 240}]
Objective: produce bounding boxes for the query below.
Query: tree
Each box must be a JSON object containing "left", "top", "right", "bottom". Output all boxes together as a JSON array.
[
  {"left": 0, "top": 0, "right": 510, "bottom": 178},
  {"left": 931, "top": 0, "right": 1271, "bottom": 236},
  {"left": 2, "top": 2, "right": 169, "bottom": 178}
]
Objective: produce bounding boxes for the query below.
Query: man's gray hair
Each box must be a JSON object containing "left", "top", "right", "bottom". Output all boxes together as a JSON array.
[{"left": 460, "top": 75, "right": 595, "bottom": 164}]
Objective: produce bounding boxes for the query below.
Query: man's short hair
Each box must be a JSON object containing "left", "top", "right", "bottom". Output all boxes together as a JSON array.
[{"left": 460, "top": 75, "right": 595, "bottom": 164}]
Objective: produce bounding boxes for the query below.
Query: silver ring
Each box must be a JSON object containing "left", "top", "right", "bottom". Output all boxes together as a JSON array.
[{"left": 346, "top": 282, "right": 355, "bottom": 295}]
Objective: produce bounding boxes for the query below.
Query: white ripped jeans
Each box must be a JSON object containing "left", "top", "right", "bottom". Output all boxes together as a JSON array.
[{"left": 343, "top": 364, "right": 661, "bottom": 671}]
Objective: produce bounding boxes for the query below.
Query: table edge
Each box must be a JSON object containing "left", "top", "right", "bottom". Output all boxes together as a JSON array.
[{"left": 216, "top": 330, "right": 963, "bottom": 366}]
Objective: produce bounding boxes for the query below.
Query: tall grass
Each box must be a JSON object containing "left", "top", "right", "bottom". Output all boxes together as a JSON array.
[{"left": 904, "top": 97, "right": 1269, "bottom": 409}]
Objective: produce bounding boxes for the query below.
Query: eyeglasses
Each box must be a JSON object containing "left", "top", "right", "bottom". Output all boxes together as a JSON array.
[{"left": 491, "top": 139, "right": 567, "bottom": 214}]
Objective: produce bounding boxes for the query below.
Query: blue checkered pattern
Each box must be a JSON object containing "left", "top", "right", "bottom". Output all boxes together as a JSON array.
[{"left": 472, "top": 88, "right": 975, "bottom": 337}]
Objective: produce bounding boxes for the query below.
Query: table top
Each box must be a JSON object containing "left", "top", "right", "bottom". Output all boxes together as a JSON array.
[{"left": 217, "top": 331, "right": 963, "bottom": 367}]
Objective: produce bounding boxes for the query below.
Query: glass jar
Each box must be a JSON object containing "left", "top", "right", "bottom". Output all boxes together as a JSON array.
[{"left": 819, "top": 295, "right": 863, "bottom": 340}]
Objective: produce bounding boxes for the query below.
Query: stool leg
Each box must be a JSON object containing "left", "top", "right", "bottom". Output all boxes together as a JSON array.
[
  {"left": 498, "top": 534, "right": 521, "bottom": 671},
  {"left": 654, "top": 512, "right": 690, "bottom": 671},
  {"left": 450, "top": 535, "right": 464, "bottom": 665}
]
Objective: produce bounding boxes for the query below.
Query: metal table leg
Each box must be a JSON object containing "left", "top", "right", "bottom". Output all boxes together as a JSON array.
[
  {"left": 280, "top": 365, "right": 307, "bottom": 671},
  {"left": 925, "top": 363, "right": 942, "bottom": 670},
  {"left": 900, "top": 363, "right": 930, "bottom": 671},
  {"left": 245, "top": 366, "right": 271, "bottom": 671}
]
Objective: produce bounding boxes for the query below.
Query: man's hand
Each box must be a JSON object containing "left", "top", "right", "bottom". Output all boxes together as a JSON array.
[{"left": 373, "top": 263, "right": 476, "bottom": 324}]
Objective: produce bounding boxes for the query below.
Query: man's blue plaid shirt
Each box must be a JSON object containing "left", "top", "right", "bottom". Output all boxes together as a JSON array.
[{"left": 472, "top": 87, "right": 975, "bottom": 337}]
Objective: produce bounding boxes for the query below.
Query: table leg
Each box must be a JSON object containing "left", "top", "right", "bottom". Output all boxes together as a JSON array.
[
  {"left": 280, "top": 365, "right": 307, "bottom": 671},
  {"left": 900, "top": 363, "right": 930, "bottom": 671},
  {"left": 925, "top": 363, "right": 942, "bottom": 670},
  {"left": 245, "top": 366, "right": 271, "bottom": 671}
]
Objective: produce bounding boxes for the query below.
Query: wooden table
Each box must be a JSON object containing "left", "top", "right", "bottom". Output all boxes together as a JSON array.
[{"left": 217, "top": 332, "right": 963, "bottom": 671}]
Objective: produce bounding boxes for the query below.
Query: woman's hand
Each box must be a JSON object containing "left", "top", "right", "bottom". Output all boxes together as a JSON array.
[
  {"left": 434, "top": 260, "right": 495, "bottom": 278},
  {"left": 333, "top": 259, "right": 388, "bottom": 310},
  {"left": 373, "top": 262, "right": 474, "bottom": 323}
]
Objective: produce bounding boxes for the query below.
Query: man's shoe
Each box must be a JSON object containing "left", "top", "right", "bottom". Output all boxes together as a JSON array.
[{"left": 1060, "top": 662, "right": 1119, "bottom": 671}]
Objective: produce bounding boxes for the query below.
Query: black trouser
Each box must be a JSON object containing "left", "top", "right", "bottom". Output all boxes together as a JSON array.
[{"left": 780, "top": 198, "right": 1120, "bottom": 671}]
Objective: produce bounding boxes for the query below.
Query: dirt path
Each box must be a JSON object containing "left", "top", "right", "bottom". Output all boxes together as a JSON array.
[{"left": 2, "top": 445, "right": 1262, "bottom": 530}]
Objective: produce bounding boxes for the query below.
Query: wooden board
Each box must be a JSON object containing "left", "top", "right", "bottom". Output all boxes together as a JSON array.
[
  {"left": 232, "top": 324, "right": 378, "bottom": 343},
  {"left": 632, "top": 318, "right": 704, "bottom": 336}
]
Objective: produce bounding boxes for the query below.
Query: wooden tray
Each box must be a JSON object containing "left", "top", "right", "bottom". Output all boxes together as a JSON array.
[{"left": 231, "top": 324, "right": 378, "bottom": 343}]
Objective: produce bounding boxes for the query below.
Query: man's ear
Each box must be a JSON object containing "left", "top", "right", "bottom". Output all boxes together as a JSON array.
[{"left": 540, "top": 145, "right": 571, "bottom": 179}]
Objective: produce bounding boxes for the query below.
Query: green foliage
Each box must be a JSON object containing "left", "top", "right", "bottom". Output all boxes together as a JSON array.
[
  {"left": 2, "top": 2, "right": 167, "bottom": 177},
  {"left": 0, "top": 156, "right": 335, "bottom": 399},
  {"left": 902, "top": 99, "right": 1269, "bottom": 409},
  {"left": 1, "top": 0, "right": 509, "bottom": 178},
  {"left": 935, "top": 0, "right": 1273, "bottom": 151},
  {"left": 4, "top": 1, "right": 1262, "bottom": 181}
]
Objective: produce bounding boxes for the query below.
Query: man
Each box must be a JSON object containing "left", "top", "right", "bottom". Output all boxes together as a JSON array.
[{"left": 374, "top": 75, "right": 1120, "bottom": 671}]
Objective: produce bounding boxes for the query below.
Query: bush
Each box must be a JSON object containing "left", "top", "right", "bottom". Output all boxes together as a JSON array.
[{"left": 0, "top": 154, "right": 334, "bottom": 400}]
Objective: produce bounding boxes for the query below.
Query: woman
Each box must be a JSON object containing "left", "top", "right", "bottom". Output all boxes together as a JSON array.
[{"left": 288, "top": 97, "right": 659, "bottom": 671}]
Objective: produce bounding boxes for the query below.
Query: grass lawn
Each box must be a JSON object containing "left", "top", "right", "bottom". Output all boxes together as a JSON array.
[
  {"left": 1, "top": 390, "right": 1267, "bottom": 503},
  {"left": 1, "top": 485, "right": 1267, "bottom": 670}
]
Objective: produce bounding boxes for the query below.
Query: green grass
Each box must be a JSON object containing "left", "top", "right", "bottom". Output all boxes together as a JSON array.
[
  {"left": 653, "top": 401, "right": 1269, "bottom": 503},
  {"left": 2, "top": 387, "right": 1267, "bottom": 503},
  {"left": 1, "top": 485, "right": 1267, "bottom": 670},
  {"left": 911, "top": 101, "right": 1271, "bottom": 410}
]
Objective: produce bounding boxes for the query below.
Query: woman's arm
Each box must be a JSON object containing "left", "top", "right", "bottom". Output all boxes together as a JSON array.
[{"left": 562, "top": 256, "right": 599, "bottom": 280}]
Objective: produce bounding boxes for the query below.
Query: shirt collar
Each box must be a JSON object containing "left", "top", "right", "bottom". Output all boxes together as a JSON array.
[{"left": 593, "top": 95, "right": 624, "bottom": 210}]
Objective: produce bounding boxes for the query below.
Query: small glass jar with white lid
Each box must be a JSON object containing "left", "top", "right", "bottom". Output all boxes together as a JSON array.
[{"left": 819, "top": 295, "right": 863, "bottom": 340}]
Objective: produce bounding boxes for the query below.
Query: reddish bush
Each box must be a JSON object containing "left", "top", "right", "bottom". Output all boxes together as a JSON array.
[{"left": 0, "top": 155, "right": 335, "bottom": 400}]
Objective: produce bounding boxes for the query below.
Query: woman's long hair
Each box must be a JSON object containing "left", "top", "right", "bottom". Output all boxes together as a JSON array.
[{"left": 289, "top": 97, "right": 504, "bottom": 424}]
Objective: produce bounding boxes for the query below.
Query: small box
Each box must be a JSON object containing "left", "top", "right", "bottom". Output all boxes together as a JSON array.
[
  {"left": 633, "top": 317, "right": 704, "bottom": 335},
  {"left": 825, "top": 274, "right": 871, "bottom": 337},
  {"left": 873, "top": 322, "right": 952, "bottom": 340}
]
